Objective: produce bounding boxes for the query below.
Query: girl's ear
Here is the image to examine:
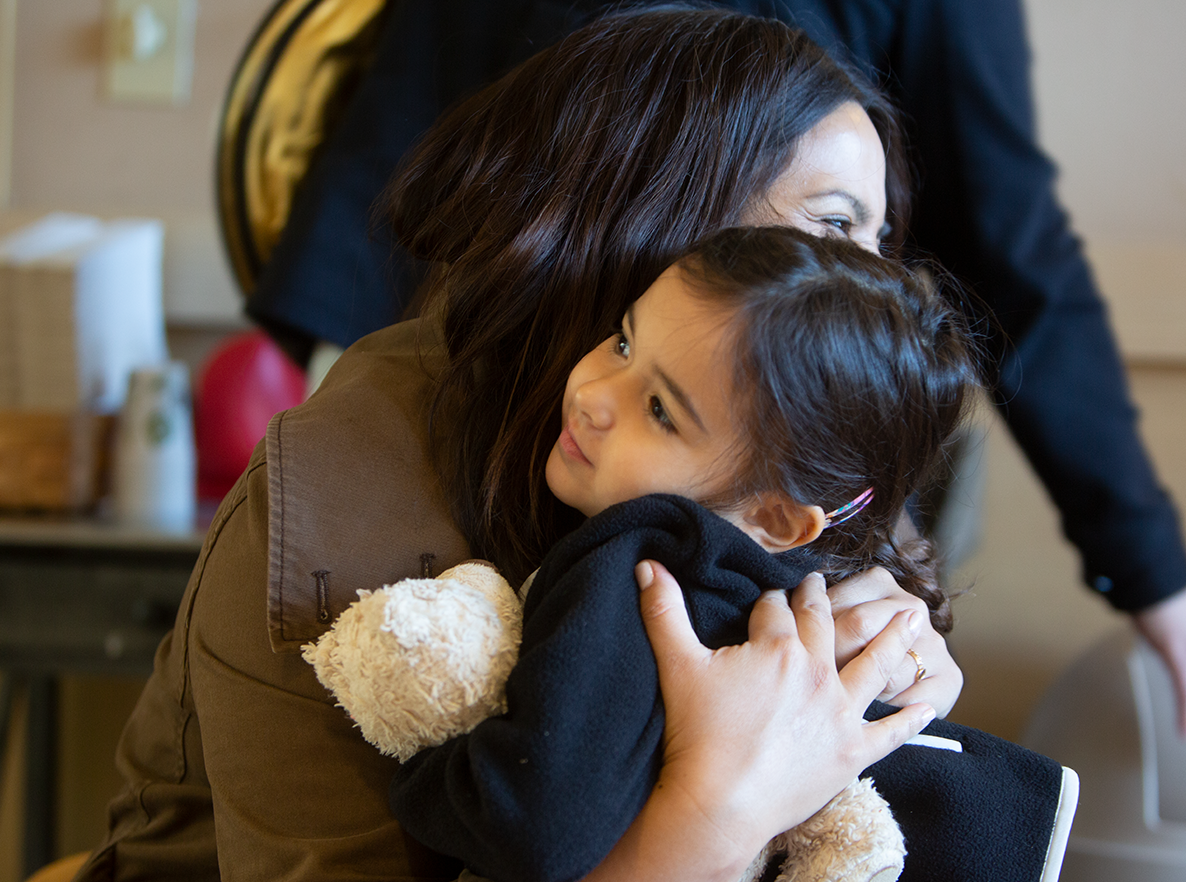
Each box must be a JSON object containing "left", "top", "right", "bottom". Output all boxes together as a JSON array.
[{"left": 733, "top": 493, "right": 826, "bottom": 552}]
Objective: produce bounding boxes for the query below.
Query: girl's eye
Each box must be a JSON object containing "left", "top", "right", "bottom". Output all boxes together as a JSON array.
[
  {"left": 614, "top": 332, "right": 630, "bottom": 358},
  {"left": 648, "top": 395, "right": 675, "bottom": 433}
]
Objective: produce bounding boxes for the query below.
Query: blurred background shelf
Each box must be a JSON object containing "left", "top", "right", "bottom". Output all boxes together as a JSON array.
[{"left": 0, "top": 515, "right": 204, "bottom": 876}]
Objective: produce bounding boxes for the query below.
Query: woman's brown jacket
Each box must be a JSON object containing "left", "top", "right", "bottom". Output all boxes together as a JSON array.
[{"left": 76, "top": 319, "right": 470, "bottom": 881}]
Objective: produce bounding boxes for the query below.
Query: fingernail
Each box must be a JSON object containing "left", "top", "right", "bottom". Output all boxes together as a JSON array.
[
  {"left": 797, "top": 572, "right": 824, "bottom": 592},
  {"left": 921, "top": 704, "right": 936, "bottom": 726},
  {"left": 636, "top": 561, "right": 655, "bottom": 590},
  {"left": 907, "top": 610, "right": 923, "bottom": 635}
]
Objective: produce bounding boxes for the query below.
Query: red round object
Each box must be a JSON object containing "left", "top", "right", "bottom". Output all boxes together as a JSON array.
[{"left": 195, "top": 330, "right": 305, "bottom": 501}]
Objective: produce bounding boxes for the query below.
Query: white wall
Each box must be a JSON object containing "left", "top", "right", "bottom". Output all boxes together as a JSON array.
[{"left": 6, "top": 0, "right": 274, "bottom": 323}]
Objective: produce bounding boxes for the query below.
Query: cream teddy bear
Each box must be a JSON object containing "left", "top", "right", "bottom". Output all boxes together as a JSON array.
[{"left": 304, "top": 562, "right": 906, "bottom": 882}]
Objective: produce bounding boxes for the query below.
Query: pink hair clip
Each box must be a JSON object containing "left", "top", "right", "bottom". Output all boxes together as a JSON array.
[{"left": 822, "top": 487, "right": 874, "bottom": 529}]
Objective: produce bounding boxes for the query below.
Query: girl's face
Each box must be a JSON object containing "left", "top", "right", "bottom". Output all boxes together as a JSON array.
[
  {"left": 746, "top": 101, "right": 888, "bottom": 254},
  {"left": 545, "top": 267, "right": 742, "bottom": 519}
]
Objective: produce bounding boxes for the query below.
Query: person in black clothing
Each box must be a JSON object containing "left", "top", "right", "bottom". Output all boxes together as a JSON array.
[{"left": 244, "top": 0, "right": 1186, "bottom": 721}]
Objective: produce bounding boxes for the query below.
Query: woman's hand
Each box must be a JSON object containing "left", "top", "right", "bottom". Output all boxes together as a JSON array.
[
  {"left": 1134, "top": 588, "right": 1186, "bottom": 736},
  {"left": 582, "top": 563, "right": 934, "bottom": 882},
  {"left": 828, "top": 567, "right": 962, "bottom": 718}
]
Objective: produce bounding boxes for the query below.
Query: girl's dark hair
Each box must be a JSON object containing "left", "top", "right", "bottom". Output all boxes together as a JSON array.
[
  {"left": 385, "top": 5, "right": 910, "bottom": 585},
  {"left": 684, "top": 226, "right": 979, "bottom": 633}
]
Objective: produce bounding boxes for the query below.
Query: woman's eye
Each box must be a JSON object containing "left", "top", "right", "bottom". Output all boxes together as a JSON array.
[
  {"left": 648, "top": 395, "right": 675, "bottom": 433},
  {"left": 614, "top": 332, "right": 630, "bottom": 358},
  {"left": 822, "top": 215, "right": 853, "bottom": 234}
]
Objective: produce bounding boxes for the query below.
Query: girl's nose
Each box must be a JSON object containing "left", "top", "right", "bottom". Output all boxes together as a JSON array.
[{"left": 572, "top": 376, "right": 616, "bottom": 430}]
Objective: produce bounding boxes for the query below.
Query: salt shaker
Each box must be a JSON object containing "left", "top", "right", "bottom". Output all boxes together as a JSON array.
[{"left": 113, "top": 362, "right": 196, "bottom": 530}]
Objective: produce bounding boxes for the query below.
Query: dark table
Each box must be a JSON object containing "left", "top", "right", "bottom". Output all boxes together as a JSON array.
[{"left": 0, "top": 516, "right": 205, "bottom": 877}]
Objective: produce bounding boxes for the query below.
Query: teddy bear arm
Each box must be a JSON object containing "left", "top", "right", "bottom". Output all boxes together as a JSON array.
[{"left": 303, "top": 564, "right": 524, "bottom": 761}]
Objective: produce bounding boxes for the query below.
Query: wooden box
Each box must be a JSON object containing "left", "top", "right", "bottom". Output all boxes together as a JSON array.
[{"left": 0, "top": 411, "right": 115, "bottom": 511}]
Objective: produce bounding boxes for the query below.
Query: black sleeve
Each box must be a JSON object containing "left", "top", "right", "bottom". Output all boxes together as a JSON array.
[
  {"left": 244, "top": 0, "right": 602, "bottom": 364},
  {"left": 879, "top": 0, "right": 1186, "bottom": 610}
]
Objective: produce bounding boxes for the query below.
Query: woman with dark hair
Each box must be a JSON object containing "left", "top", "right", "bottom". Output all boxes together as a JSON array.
[
  {"left": 389, "top": 8, "right": 913, "bottom": 593},
  {"left": 78, "top": 9, "right": 957, "bottom": 881}
]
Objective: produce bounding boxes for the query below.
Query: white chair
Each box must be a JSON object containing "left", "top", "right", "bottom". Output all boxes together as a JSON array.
[{"left": 1023, "top": 626, "right": 1186, "bottom": 880}]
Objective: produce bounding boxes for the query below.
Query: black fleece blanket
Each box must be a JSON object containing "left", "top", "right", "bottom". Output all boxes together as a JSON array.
[{"left": 389, "top": 495, "right": 1065, "bottom": 882}]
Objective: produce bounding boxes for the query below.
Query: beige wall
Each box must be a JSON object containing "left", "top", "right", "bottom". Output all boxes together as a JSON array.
[
  {"left": 1028, "top": 0, "right": 1186, "bottom": 363},
  {"left": 0, "top": 0, "right": 1183, "bottom": 879},
  {"left": 946, "top": 366, "right": 1186, "bottom": 740},
  {"left": 1029, "top": 0, "right": 1186, "bottom": 244}
]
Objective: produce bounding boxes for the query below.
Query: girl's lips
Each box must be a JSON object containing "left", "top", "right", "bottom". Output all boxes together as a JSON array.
[{"left": 558, "top": 424, "right": 592, "bottom": 466}]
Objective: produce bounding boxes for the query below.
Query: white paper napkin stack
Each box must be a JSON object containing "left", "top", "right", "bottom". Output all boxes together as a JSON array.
[{"left": 0, "top": 213, "right": 168, "bottom": 413}]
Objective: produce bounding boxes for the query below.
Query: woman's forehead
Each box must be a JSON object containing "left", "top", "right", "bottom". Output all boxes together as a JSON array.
[{"left": 746, "top": 102, "right": 888, "bottom": 252}]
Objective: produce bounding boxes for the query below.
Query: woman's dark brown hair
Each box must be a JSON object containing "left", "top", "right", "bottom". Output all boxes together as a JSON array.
[
  {"left": 385, "top": 5, "right": 910, "bottom": 584},
  {"left": 684, "top": 226, "right": 979, "bottom": 632}
]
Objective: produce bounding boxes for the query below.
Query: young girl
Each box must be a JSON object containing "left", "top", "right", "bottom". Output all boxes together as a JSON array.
[
  {"left": 310, "top": 225, "right": 1006, "bottom": 882},
  {"left": 541, "top": 224, "right": 965, "bottom": 630}
]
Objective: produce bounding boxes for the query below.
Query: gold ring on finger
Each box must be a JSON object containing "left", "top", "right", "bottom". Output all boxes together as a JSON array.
[{"left": 907, "top": 648, "right": 926, "bottom": 683}]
